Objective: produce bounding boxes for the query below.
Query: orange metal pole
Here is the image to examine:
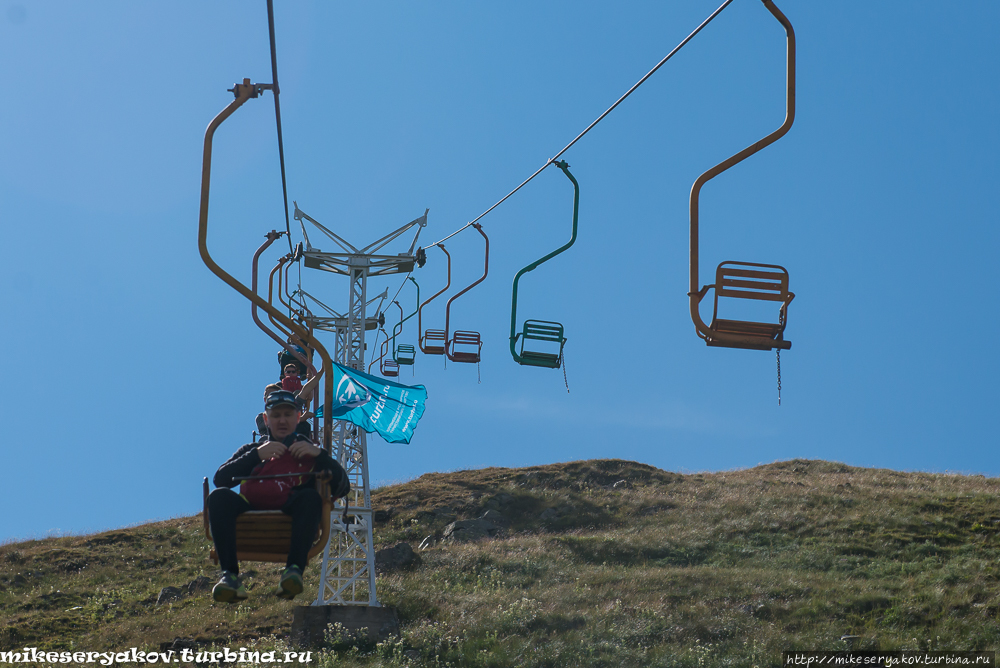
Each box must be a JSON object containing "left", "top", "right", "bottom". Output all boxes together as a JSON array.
[
  {"left": 689, "top": 0, "right": 795, "bottom": 349},
  {"left": 198, "top": 79, "right": 335, "bottom": 453}
]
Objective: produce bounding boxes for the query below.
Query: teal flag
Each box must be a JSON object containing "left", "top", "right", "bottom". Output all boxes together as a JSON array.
[{"left": 316, "top": 363, "right": 427, "bottom": 444}]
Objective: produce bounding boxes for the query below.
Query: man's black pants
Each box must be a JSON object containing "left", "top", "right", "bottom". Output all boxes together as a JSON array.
[{"left": 208, "top": 487, "right": 322, "bottom": 574}]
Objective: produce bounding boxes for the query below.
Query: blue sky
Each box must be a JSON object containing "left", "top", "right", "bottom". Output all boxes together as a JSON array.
[{"left": 1, "top": 1, "right": 998, "bottom": 542}]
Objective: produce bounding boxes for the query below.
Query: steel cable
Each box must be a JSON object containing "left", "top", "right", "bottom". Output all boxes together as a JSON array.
[
  {"left": 427, "top": 0, "right": 735, "bottom": 248},
  {"left": 267, "top": 0, "right": 294, "bottom": 253}
]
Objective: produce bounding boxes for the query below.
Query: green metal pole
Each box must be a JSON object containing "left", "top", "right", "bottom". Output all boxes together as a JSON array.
[{"left": 509, "top": 160, "right": 579, "bottom": 365}]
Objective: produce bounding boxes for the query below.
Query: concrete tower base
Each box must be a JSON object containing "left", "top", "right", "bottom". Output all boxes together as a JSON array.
[{"left": 291, "top": 606, "right": 400, "bottom": 647}]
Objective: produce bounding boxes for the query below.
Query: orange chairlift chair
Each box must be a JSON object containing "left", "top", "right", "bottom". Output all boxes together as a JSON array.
[
  {"left": 417, "top": 244, "right": 451, "bottom": 356},
  {"left": 444, "top": 224, "right": 489, "bottom": 364},
  {"left": 688, "top": 0, "right": 796, "bottom": 352},
  {"left": 198, "top": 79, "right": 339, "bottom": 565}
]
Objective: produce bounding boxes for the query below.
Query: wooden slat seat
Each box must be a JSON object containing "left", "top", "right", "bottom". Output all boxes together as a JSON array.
[
  {"left": 706, "top": 261, "right": 793, "bottom": 350},
  {"left": 203, "top": 477, "right": 331, "bottom": 564}
]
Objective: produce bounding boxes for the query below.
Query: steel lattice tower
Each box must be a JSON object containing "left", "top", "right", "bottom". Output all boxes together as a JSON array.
[{"left": 293, "top": 204, "right": 426, "bottom": 606}]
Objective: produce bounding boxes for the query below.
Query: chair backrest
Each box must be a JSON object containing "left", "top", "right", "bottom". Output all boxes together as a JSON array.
[
  {"left": 395, "top": 344, "right": 416, "bottom": 364},
  {"left": 522, "top": 320, "right": 565, "bottom": 343},
  {"left": 715, "top": 261, "right": 789, "bottom": 302},
  {"left": 422, "top": 330, "right": 446, "bottom": 344},
  {"left": 451, "top": 331, "right": 481, "bottom": 347}
]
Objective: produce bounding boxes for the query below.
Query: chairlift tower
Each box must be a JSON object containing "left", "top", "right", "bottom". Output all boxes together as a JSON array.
[{"left": 294, "top": 203, "right": 427, "bottom": 606}]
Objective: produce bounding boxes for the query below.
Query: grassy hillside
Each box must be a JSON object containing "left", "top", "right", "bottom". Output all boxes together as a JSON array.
[{"left": 3, "top": 459, "right": 1000, "bottom": 666}]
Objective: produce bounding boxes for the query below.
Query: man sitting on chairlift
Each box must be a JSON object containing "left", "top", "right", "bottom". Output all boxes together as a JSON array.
[{"left": 209, "top": 390, "right": 350, "bottom": 603}]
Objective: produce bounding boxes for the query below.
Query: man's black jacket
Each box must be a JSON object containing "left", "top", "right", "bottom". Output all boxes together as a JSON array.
[{"left": 214, "top": 432, "right": 350, "bottom": 500}]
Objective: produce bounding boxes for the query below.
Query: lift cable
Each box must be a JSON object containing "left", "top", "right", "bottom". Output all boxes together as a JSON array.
[
  {"left": 386, "top": 270, "right": 414, "bottom": 312},
  {"left": 426, "top": 0, "right": 735, "bottom": 249},
  {"left": 267, "top": 0, "right": 293, "bottom": 254}
]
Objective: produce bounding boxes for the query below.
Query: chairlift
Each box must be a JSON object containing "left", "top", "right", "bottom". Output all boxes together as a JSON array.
[
  {"left": 510, "top": 160, "right": 578, "bottom": 368},
  {"left": 390, "top": 279, "right": 420, "bottom": 366},
  {"left": 688, "top": 0, "right": 796, "bottom": 352},
  {"left": 197, "top": 79, "right": 342, "bottom": 569},
  {"left": 381, "top": 357, "right": 400, "bottom": 377},
  {"left": 203, "top": 477, "right": 332, "bottom": 564},
  {"left": 368, "top": 325, "right": 389, "bottom": 375},
  {"left": 445, "top": 224, "right": 489, "bottom": 364},
  {"left": 417, "top": 245, "right": 451, "bottom": 356},
  {"left": 395, "top": 344, "right": 416, "bottom": 365}
]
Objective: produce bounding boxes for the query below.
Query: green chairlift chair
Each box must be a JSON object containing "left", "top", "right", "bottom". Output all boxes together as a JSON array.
[{"left": 509, "top": 160, "right": 578, "bottom": 369}]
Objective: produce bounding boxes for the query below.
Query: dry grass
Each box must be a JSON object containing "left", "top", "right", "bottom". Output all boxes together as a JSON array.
[{"left": 3, "top": 459, "right": 1000, "bottom": 667}]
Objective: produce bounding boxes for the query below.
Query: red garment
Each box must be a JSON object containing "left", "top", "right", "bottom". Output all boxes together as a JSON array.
[
  {"left": 240, "top": 450, "right": 315, "bottom": 510},
  {"left": 281, "top": 375, "right": 302, "bottom": 393}
]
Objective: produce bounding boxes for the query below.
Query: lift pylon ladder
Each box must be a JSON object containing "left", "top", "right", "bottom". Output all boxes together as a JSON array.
[
  {"left": 417, "top": 245, "right": 450, "bottom": 356},
  {"left": 689, "top": 0, "right": 796, "bottom": 351},
  {"left": 445, "top": 223, "right": 488, "bottom": 364},
  {"left": 510, "top": 160, "right": 578, "bottom": 369}
]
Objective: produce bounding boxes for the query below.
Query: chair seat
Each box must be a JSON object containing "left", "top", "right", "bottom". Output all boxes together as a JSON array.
[
  {"left": 704, "top": 261, "right": 792, "bottom": 351},
  {"left": 382, "top": 359, "right": 399, "bottom": 377},
  {"left": 516, "top": 320, "right": 565, "bottom": 368},
  {"left": 449, "top": 330, "right": 482, "bottom": 363},
  {"left": 711, "top": 318, "right": 783, "bottom": 339},
  {"left": 204, "top": 478, "right": 330, "bottom": 564},
  {"left": 708, "top": 319, "right": 787, "bottom": 351},
  {"left": 520, "top": 350, "right": 562, "bottom": 368}
]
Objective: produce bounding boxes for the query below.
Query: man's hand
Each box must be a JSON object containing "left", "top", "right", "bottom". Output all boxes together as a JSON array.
[
  {"left": 289, "top": 440, "right": 322, "bottom": 459},
  {"left": 257, "top": 441, "right": 287, "bottom": 461}
]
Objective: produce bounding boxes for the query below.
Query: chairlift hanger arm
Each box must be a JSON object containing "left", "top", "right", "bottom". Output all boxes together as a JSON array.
[
  {"left": 250, "top": 231, "right": 311, "bottom": 372},
  {"left": 689, "top": 0, "right": 794, "bottom": 349},
  {"left": 399, "top": 277, "right": 421, "bottom": 327},
  {"left": 280, "top": 256, "right": 296, "bottom": 312},
  {"left": 267, "top": 256, "right": 292, "bottom": 336},
  {"left": 368, "top": 327, "right": 387, "bottom": 374},
  {"left": 267, "top": 256, "right": 319, "bottom": 368},
  {"left": 391, "top": 277, "right": 422, "bottom": 340},
  {"left": 198, "top": 80, "right": 334, "bottom": 453},
  {"left": 417, "top": 245, "right": 451, "bottom": 351},
  {"left": 444, "top": 224, "right": 489, "bottom": 359},
  {"left": 389, "top": 301, "right": 405, "bottom": 355},
  {"left": 510, "top": 161, "right": 578, "bottom": 362}
]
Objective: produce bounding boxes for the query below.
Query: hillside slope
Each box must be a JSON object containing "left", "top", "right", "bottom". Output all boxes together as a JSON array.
[{"left": 3, "top": 459, "right": 1000, "bottom": 666}]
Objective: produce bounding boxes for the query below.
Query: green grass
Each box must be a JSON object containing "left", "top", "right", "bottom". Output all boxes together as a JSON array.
[{"left": 3, "top": 459, "right": 1000, "bottom": 666}]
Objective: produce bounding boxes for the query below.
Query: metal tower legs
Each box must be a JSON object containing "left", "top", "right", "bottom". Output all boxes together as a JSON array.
[{"left": 314, "top": 265, "right": 379, "bottom": 606}]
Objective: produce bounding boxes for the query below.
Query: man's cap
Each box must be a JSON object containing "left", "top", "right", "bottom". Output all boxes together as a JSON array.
[{"left": 265, "top": 389, "right": 298, "bottom": 411}]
